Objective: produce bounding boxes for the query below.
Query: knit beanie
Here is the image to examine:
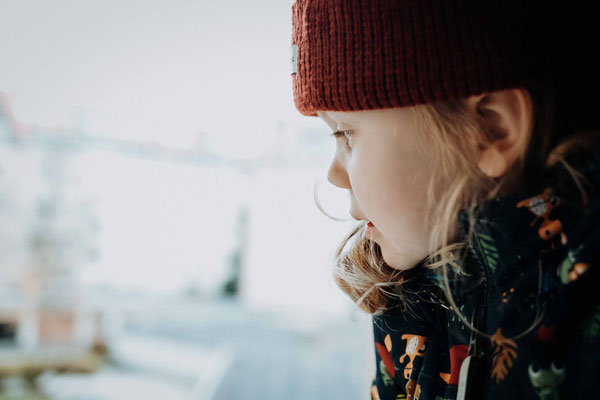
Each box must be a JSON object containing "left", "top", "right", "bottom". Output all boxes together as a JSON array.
[{"left": 289, "top": 0, "right": 599, "bottom": 130}]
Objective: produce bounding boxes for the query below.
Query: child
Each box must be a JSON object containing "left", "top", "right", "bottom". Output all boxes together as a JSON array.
[{"left": 290, "top": 1, "right": 600, "bottom": 399}]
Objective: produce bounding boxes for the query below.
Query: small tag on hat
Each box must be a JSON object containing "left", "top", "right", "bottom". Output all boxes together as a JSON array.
[{"left": 290, "top": 44, "right": 298, "bottom": 74}]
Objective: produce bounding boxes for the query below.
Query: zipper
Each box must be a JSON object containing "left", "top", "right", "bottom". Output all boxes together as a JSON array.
[{"left": 456, "top": 239, "right": 490, "bottom": 400}]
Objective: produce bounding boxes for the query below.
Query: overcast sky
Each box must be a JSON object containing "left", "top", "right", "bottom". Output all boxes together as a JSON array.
[{"left": 0, "top": 0, "right": 318, "bottom": 157}]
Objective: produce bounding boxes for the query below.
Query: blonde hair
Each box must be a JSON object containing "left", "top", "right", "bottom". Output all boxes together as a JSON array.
[{"left": 317, "top": 85, "right": 599, "bottom": 340}]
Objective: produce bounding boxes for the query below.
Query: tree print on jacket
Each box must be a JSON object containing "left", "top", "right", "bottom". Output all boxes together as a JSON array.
[
  {"left": 472, "top": 231, "right": 500, "bottom": 274},
  {"left": 490, "top": 327, "right": 518, "bottom": 383}
]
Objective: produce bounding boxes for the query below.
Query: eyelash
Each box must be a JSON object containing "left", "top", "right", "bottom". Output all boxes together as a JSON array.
[{"left": 331, "top": 130, "right": 353, "bottom": 144}]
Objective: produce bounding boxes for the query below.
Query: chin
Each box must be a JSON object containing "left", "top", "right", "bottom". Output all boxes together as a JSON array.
[
  {"left": 380, "top": 249, "right": 400, "bottom": 269},
  {"left": 381, "top": 246, "right": 415, "bottom": 271}
]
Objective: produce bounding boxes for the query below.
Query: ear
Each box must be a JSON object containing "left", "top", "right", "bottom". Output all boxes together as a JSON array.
[{"left": 466, "top": 88, "right": 532, "bottom": 178}]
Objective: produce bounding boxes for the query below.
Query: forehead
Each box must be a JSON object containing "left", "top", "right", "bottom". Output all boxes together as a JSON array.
[
  {"left": 318, "top": 110, "right": 366, "bottom": 123},
  {"left": 318, "top": 108, "right": 416, "bottom": 129},
  {"left": 317, "top": 111, "right": 369, "bottom": 132}
]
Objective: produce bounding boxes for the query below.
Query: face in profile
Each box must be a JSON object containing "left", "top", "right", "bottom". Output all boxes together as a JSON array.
[
  {"left": 318, "top": 108, "right": 437, "bottom": 270},
  {"left": 318, "top": 89, "right": 532, "bottom": 270}
]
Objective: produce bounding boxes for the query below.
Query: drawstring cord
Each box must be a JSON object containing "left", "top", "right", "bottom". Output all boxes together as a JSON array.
[{"left": 440, "top": 250, "right": 547, "bottom": 343}]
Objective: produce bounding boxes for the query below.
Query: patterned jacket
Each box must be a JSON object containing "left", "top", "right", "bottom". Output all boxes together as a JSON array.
[{"left": 370, "top": 148, "right": 600, "bottom": 400}]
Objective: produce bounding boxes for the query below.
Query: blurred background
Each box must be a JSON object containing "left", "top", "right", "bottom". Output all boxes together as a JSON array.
[{"left": 0, "top": 1, "right": 374, "bottom": 399}]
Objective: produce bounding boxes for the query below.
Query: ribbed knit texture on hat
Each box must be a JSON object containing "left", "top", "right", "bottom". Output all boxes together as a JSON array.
[{"left": 290, "top": 0, "right": 550, "bottom": 117}]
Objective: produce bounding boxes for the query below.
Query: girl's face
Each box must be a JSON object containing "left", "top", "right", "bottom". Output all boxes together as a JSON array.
[{"left": 318, "top": 108, "right": 438, "bottom": 270}]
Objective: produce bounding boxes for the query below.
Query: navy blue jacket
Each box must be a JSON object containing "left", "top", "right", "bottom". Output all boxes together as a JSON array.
[{"left": 370, "top": 149, "right": 600, "bottom": 400}]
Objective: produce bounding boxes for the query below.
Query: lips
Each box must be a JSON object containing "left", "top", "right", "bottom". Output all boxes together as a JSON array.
[{"left": 366, "top": 221, "right": 379, "bottom": 239}]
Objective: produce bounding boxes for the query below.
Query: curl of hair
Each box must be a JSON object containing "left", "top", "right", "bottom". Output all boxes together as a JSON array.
[{"left": 328, "top": 221, "right": 428, "bottom": 317}]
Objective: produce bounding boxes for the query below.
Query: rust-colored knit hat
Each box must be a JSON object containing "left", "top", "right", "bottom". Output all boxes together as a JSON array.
[{"left": 290, "top": 0, "right": 595, "bottom": 120}]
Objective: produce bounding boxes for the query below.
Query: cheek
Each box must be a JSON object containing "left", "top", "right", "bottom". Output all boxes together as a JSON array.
[
  {"left": 352, "top": 145, "right": 423, "bottom": 212},
  {"left": 351, "top": 146, "right": 432, "bottom": 248},
  {"left": 348, "top": 153, "right": 390, "bottom": 213}
]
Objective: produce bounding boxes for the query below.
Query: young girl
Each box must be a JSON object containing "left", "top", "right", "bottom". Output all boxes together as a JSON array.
[{"left": 290, "top": 1, "right": 600, "bottom": 399}]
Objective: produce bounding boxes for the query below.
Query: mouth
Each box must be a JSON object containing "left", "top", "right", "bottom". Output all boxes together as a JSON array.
[{"left": 366, "top": 221, "right": 379, "bottom": 238}]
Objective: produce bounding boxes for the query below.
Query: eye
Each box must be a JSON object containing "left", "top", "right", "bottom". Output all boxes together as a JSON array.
[{"left": 331, "top": 130, "right": 353, "bottom": 148}]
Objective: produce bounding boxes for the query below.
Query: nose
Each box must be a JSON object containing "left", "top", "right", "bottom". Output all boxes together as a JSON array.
[{"left": 327, "top": 153, "right": 351, "bottom": 190}]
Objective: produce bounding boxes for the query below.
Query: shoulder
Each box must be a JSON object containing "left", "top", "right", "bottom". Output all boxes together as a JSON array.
[{"left": 477, "top": 142, "right": 600, "bottom": 398}]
